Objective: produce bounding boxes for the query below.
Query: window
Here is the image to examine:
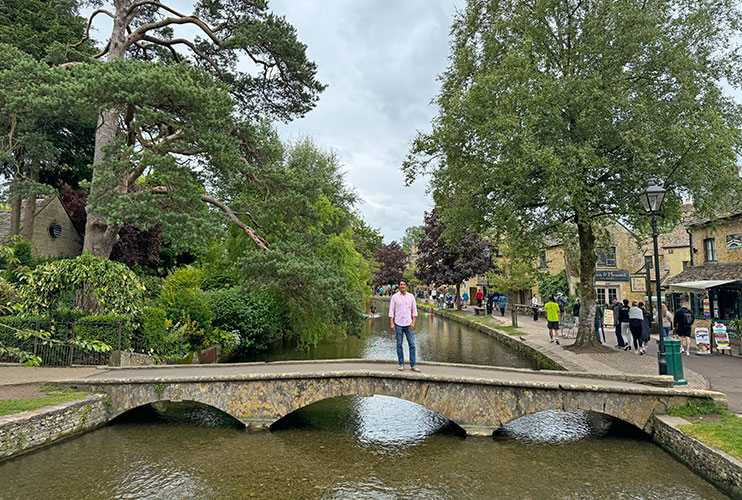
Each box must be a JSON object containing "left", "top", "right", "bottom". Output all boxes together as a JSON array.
[
  {"left": 668, "top": 248, "right": 674, "bottom": 254},
  {"left": 704, "top": 238, "right": 717, "bottom": 262},
  {"left": 539, "top": 251, "right": 547, "bottom": 268},
  {"left": 682, "top": 260, "right": 690, "bottom": 270},
  {"left": 596, "top": 247, "right": 616, "bottom": 267}
]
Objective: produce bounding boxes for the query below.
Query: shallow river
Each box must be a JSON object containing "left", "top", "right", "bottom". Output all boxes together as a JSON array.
[{"left": 0, "top": 301, "right": 729, "bottom": 499}]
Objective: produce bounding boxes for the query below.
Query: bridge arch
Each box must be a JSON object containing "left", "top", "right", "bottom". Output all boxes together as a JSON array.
[{"left": 75, "top": 371, "right": 710, "bottom": 437}]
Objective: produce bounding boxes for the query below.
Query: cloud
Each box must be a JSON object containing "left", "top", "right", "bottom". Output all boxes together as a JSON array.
[{"left": 269, "top": 0, "right": 463, "bottom": 242}]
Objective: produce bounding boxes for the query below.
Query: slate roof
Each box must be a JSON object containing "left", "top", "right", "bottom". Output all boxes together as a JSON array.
[
  {"left": 664, "top": 262, "right": 742, "bottom": 285},
  {"left": 657, "top": 224, "right": 690, "bottom": 248}
]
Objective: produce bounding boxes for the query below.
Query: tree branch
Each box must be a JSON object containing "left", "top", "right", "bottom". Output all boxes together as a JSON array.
[
  {"left": 139, "top": 36, "right": 222, "bottom": 74},
  {"left": 66, "top": 9, "right": 114, "bottom": 59},
  {"left": 127, "top": 16, "right": 222, "bottom": 48},
  {"left": 150, "top": 186, "right": 269, "bottom": 250}
]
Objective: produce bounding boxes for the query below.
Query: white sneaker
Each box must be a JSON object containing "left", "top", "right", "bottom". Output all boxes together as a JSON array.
[
  {"left": 687, "top": 350, "right": 690, "bottom": 356},
  {"left": 679, "top": 348, "right": 684, "bottom": 353}
]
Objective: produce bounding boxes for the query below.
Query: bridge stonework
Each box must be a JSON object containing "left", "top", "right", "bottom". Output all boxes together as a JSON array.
[{"left": 67, "top": 366, "right": 725, "bottom": 437}]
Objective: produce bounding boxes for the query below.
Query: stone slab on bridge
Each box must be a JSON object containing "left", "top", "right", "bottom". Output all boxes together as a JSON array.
[{"left": 60, "top": 360, "right": 727, "bottom": 437}]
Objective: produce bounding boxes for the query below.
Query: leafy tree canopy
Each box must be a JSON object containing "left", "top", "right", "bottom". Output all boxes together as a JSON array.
[
  {"left": 405, "top": 0, "right": 742, "bottom": 345},
  {"left": 400, "top": 225, "right": 423, "bottom": 253},
  {"left": 373, "top": 241, "right": 408, "bottom": 287}
]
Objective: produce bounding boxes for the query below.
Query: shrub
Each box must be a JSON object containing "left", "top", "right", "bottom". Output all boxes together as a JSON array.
[
  {"left": 138, "top": 275, "right": 164, "bottom": 302},
  {"left": 0, "top": 279, "right": 21, "bottom": 314},
  {"left": 75, "top": 315, "right": 132, "bottom": 350},
  {"left": 135, "top": 306, "right": 168, "bottom": 354},
  {"left": 209, "top": 287, "right": 284, "bottom": 353},
  {"left": 159, "top": 288, "right": 214, "bottom": 332},
  {"left": 1, "top": 236, "right": 36, "bottom": 284},
  {"left": 161, "top": 266, "right": 205, "bottom": 296},
  {"left": 538, "top": 270, "right": 569, "bottom": 301},
  {"left": 202, "top": 270, "right": 240, "bottom": 291},
  {"left": 20, "top": 253, "right": 145, "bottom": 316}
]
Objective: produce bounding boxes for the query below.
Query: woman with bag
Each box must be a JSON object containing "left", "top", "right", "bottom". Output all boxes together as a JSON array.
[{"left": 661, "top": 303, "right": 673, "bottom": 338}]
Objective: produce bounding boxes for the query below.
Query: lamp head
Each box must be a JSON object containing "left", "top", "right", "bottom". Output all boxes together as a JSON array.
[{"left": 638, "top": 184, "right": 666, "bottom": 214}]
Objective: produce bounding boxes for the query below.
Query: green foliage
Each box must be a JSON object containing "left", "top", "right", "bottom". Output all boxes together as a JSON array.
[
  {"left": 209, "top": 286, "right": 283, "bottom": 354},
  {"left": 486, "top": 243, "right": 541, "bottom": 293},
  {"left": 20, "top": 253, "right": 145, "bottom": 315},
  {"left": 0, "top": 237, "right": 36, "bottom": 284},
  {"left": 160, "top": 266, "right": 205, "bottom": 297},
  {"left": 405, "top": 0, "right": 742, "bottom": 345},
  {"left": 0, "top": 388, "right": 89, "bottom": 417},
  {"left": 0, "top": 278, "right": 21, "bottom": 315},
  {"left": 137, "top": 275, "right": 164, "bottom": 302},
  {"left": 135, "top": 306, "right": 168, "bottom": 355},
  {"left": 75, "top": 315, "right": 131, "bottom": 350},
  {"left": 400, "top": 225, "right": 424, "bottom": 253},
  {"left": 668, "top": 399, "right": 728, "bottom": 418},
  {"left": 538, "top": 271, "right": 569, "bottom": 301},
  {"left": 158, "top": 288, "right": 214, "bottom": 333}
]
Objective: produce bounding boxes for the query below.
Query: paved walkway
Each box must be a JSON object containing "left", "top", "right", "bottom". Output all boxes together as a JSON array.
[{"left": 455, "top": 306, "right": 742, "bottom": 413}]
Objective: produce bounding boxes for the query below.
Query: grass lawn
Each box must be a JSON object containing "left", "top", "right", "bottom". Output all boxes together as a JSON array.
[
  {"left": 669, "top": 400, "right": 742, "bottom": 460},
  {"left": 0, "top": 386, "right": 89, "bottom": 417}
]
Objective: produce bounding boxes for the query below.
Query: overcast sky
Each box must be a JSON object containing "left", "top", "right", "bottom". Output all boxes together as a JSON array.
[{"left": 267, "top": 1, "right": 464, "bottom": 243}]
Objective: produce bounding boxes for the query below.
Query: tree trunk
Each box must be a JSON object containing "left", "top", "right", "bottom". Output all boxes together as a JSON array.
[
  {"left": 456, "top": 283, "right": 462, "bottom": 310},
  {"left": 82, "top": 0, "right": 130, "bottom": 259},
  {"left": 9, "top": 176, "right": 21, "bottom": 236},
  {"left": 573, "top": 217, "right": 600, "bottom": 347},
  {"left": 20, "top": 164, "right": 39, "bottom": 241}
]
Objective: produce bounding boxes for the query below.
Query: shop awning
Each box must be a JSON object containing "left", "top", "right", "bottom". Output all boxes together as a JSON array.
[{"left": 667, "top": 280, "right": 741, "bottom": 293}]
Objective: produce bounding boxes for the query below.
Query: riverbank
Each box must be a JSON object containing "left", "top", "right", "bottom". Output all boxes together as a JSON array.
[{"left": 386, "top": 297, "right": 742, "bottom": 498}]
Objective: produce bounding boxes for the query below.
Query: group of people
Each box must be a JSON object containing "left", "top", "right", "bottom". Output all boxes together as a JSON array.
[
  {"left": 532, "top": 294, "right": 696, "bottom": 355},
  {"left": 608, "top": 297, "right": 695, "bottom": 355}
]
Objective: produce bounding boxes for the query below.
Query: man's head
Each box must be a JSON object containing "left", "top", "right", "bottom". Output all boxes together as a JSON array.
[
  {"left": 549, "top": 296, "right": 555, "bottom": 302},
  {"left": 611, "top": 298, "right": 618, "bottom": 304},
  {"left": 632, "top": 301, "right": 638, "bottom": 307},
  {"left": 681, "top": 299, "right": 689, "bottom": 307},
  {"left": 399, "top": 279, "right": 408, "bottom": 293},
  {"left": 623, "top": 299, "right": 629, "bottom": 305}
]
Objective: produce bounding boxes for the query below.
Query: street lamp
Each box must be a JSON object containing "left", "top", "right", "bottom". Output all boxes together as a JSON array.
[{"left": 637, "top": 184, "right": 668, "bottom": 376}]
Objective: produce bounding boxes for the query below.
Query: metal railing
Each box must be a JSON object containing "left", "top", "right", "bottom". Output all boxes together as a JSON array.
[{"left": 0, "top": 320, "right": 147, "bottom": 366}]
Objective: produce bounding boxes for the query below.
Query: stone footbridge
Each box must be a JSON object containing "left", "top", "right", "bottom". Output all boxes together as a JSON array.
[{"left": 62, "top": 360, "right": 726, "bottom": 437}]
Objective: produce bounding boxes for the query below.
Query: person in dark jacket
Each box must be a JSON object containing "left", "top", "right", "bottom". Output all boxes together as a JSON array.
[
  {"left": 639, "top": 302, "right": 652, "bottom": 348},
  {"left": 610, "top": 298, "right": 624, "bottom": 347},
  {"left": 619, "top": 299, "right": 632, "bottom": 350},
  {"left": 673, "top": 299, "right": 695, "bottom": 355},
  {"left": 572, "top": 298, "right": 580, "bottom": 327}
]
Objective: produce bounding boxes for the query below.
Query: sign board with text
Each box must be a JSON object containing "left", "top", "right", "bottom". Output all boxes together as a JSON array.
[
  {"left": 713, "top": 324, "right": 730, "bottom": 350},
  {"left": 694, "top": 327, "right": 712, "bottom": 355},
  {"left": 595, "top": 270, "right": 630, "bottom": 282}
]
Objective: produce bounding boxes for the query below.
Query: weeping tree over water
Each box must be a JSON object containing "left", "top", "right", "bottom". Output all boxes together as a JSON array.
[{"left": 405, "top": 0, "right": 742, "bottom": 347}]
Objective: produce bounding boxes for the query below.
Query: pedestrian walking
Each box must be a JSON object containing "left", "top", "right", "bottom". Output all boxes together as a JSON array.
[
  {"left": 594, "top": 300, "right": 604, "bottom": 343},
  {"left": 611, "top": 298, "right": 624, "bottom": 348},
  {"left": 462, "top": 291, "right": 469, "bottom": 309},
  {"left": 661, "top": 303, "right": 673, "bottom": 338},
  {"left": 498, "top": 294, "right": 507, "bottom": 316},
  {"left": 475, "top": 289, "right": 484, "bottom": 307},
  {"left": 486, "top": 291, "right": 494, "bottom": 315},
  {"left": 531, "top": 294, "right": 539, "bottom": 321},
  {"left": 544, "top": 296, "right": 560, "bottom": 345},
  {"left": 389, "top": 279, "right": 420, "bottom": 372},
  {"left": 640, "top": 302, "right": 652, "bottom": 348},
  {"left": 619, "top": 299, "right": 632, "bottom": 350},
  {"left": 557, "top": 294, "right": 567, "bottom": 313},
  {"left": 673, "top": 298, "right": 695, "bottom": 355},
  {"left": 628, "top": 301, "right": 645, "bottom": 354},
  {"left": 572, "top": 298, "right": 580, "bottom": 328}
]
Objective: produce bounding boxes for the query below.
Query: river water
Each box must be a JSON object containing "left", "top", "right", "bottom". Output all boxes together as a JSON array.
[{"left": 0, "top": 301, "right": 728, "bottom": 499}]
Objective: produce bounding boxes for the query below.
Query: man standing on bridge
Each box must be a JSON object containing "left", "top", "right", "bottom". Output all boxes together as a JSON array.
[{"left": 389, "top": 279, "right": 420, "bottom": 372}]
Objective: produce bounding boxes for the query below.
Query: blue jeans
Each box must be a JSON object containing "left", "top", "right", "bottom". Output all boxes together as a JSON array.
[
  {"left": 395, "top": 324, "right": 417, "bottom": 366},
  {"left": 663, "top": 326, "right": 671, "bottom": 337}
]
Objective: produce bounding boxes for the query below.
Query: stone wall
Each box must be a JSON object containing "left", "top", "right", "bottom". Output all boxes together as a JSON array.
[
  {"left": 653, "top": 414, "right": 742, "bottom": 499},
  {"left": 27, "top": 197, "right": 83, "bottom": 258},
  {"left": 691, "top": 217, "right": 742, "bottom": 264},
  {"left": 0, "top": 394, "right": 108, "bottom": 462}
]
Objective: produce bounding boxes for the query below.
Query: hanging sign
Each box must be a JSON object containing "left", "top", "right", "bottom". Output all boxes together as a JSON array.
[
  {"left": 713, "top": 324, "right": 731, "bottom": 350},
  {"left": 703, "top": 299, "right": 710, "bottom": 317},
  {"left": 694, "top": 327, "right": 712, "bottom": 355}
]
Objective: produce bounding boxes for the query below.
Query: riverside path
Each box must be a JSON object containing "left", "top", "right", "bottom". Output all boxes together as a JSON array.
[{"left": 60, "top": 359, "right": 725, "bottom": 437}]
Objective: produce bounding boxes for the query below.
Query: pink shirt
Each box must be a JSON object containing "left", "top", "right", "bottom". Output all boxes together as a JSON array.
[{"left": 389, "top": 291, "right": 418, "bottom": 327}]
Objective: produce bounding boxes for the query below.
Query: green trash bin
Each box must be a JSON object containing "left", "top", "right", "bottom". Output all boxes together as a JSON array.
[{"left": 659, "top": 337, "right": 687, "bottom": 386}]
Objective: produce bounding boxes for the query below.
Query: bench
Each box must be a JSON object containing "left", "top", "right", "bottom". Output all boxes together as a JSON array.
[{"left": 473, "top": 306, "right": 486, "bottom": 316}]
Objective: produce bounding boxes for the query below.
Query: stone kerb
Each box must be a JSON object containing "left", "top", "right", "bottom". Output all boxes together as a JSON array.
[{"left": 62, "top": 369, "right": 725, "bottom": 437}]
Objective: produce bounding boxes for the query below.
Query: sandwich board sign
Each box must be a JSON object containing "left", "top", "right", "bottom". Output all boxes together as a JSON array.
[
  {"left": 713, "top": 324, "right": 731, "bottom": 351},
  {"left": 694, "top": 327, "right": 711, "bottom": 355}
]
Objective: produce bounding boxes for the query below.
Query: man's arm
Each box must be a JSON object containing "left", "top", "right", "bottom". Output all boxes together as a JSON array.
[
  {"left": 389, "top": 296, "right": 396, "bottom": 329},
  {"left": 411, "top": 298, "right": 418, "bottom": 329}
]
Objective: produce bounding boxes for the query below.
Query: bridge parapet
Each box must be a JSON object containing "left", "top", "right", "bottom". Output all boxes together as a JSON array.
[{"left": 60, "top": 360, "right": 726, "bottom": 437}]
